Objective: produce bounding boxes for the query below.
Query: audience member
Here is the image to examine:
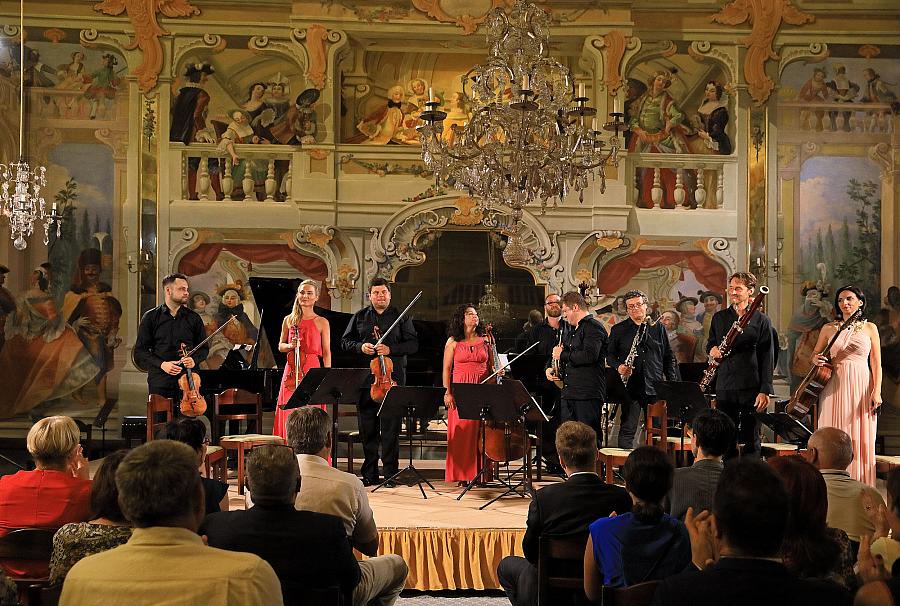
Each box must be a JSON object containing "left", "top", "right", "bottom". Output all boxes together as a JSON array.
[
  {"left": 855, "top": 469, "right": 900, "bottom": 605},
  {"left": 202, "top": 444, "right": 359, "bottom": 605},
  {"left": 49, "top": 450, "right": 132, "bottom": 584},
  {"left": 159, "top": 417, "right": 229, "bottom": 514},
  {"left": 0, "top": 416, "right": 91, "bottom": 578},
  {"left": 868, "top": 468, "right": 900, "bottom": 574},
  {"left": 498, "top": 421, "right": 632, "bottom": 606},
  {"left": 584, "top": 446, "right": 690, "bottom": 597},
  {"left": 60, "top": 440, "right": 282, "bottom": 606},
  {"left": 805, "top": 427, "right": 885, "bottom": 544},
  {"left": 651, "top": 459, "right": 851, "bottom": 605},
  {"left": 667, "top": 409, "right": 734, "bottom": 520},
  {"left": 769, "top": 455, "right": 855, "bottom": 590},
  {"left": 285, "top": 407, "right": 408, "bottom": 606}
]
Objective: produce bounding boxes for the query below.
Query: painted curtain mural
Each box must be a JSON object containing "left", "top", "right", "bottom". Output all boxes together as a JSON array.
[{"left": 0, "top": 37, "right": 126, "bottom": 420}]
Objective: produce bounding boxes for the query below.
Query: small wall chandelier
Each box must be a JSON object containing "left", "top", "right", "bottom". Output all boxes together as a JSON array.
[
  {"left": 0, "top": 0, "right": 59, "bottom": 250},
  {"left": 418, "top": 0, "right": 624, "bottom": 225}
]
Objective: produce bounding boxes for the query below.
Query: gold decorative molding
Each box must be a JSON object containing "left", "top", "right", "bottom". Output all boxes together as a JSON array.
[
  {"left": 859, "top": 45, "right": 880, "bottom": 59},
  {"left": 868, "top": 143, "right": 893, "bottom": 178},
  {"left": 296, "top": 24, "right": 329, "bottom": 89},
  {"left": 92, "top": 0, "right": 201, "bottom": 93},
  {"left": 712, "top": 0, "right": 814, "bottom": 106},
  {"left": 600, "top": 30, "right": 628, "bottom": 93},
  {"left": 42, "top": 28, "right": 66, "bottom": 43},
  {"left": 449, "top": 196, "right": 484, "bottom": 226},
  {"left": 411, "top": 0, "right": 507, "bottom": 35}
]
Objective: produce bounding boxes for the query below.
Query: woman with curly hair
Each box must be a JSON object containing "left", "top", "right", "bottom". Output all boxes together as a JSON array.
[{"left": 442, "top": 304, "right": 489, "bottom": 484}]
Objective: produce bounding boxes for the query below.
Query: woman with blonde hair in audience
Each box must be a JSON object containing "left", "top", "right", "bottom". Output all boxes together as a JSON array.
[
  {"left": 768, "top": 455, "right": 855, "bottom": 590},
  {"left": 49, "top": 449, "right": 132, "bottom": 584},
  {"left": 0, "top": 416, "right": 91, "bottom": 578}
]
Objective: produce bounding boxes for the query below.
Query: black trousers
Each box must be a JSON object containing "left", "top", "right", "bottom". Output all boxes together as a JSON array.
[
  {"left": 618, "top": 395, "right": 654, "bottom": 450},
  {"left": 716, "top": 388, "right": 761, "bottom": 459},
  {"left": 498, "top": 556, "right": 538, "bottom": 606},
  {"left": 358, "top": 368, "right": 405, "bottom": 481},
  {"left": 560, "top": 397, "right": 602, "bottom": 445}
]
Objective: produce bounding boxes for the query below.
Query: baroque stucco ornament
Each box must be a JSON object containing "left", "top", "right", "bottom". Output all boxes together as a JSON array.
[
  {"left": 411, "top": 0, "right": 507, "bottom": 35},
  {"left": 93, "top": 0, "right": 201, "bottom": 93},
  {"left": 712, "top": 0, "right": 814, "bottom": 106}
]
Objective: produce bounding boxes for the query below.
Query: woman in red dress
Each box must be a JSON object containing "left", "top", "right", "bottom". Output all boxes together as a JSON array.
[
  {"left": 273, "top": 280, "right": 331, "bottom": 439},
  {"left": 443, "top": 304, "right": 490, "bottom": 484}
]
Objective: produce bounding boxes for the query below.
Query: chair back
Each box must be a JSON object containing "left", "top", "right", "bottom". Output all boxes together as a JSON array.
[
  {"left": 600, "top": 580, "right": 660, "bottom": 606},
  {"left": 27, "top": 582, "right": 62, "bottom": 606},
  {"left": 213, "top": 388, "right": 262, "bottom": 441},
  {"left": 645, "top": 402, "right": 667, "bottom": 452},
  {"left": 0, "top": 528, "right": 56, "bottom": 563},
  {"left": 537, "top": 533, "right": 588, "bottom": 606},
  {"left": 146, "top": 394, "right": 174, "bottom": 442}
]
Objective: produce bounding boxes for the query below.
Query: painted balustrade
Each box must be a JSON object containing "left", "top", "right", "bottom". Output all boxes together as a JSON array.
[
  {"left": 176, "top": 144, "right": 293, "bottom": 202},
  {"left": 626, "top": 153, "right": 735, "bottom": 211}
]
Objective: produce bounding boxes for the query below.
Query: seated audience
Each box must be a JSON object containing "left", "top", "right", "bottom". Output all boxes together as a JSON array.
[
  {"left": 651, "top": 459, "right": 851, "bottom": 605},
  {"left": 769, "top": 455, "right": 855, "bottom": 590},
  {"left": 202, "top": 444, "right": 359, "bottom": 605},
  {"left": 285, "top": 407, "right": 408, "bottom": 606},
  {"left": 667, "top": 408, "right": 734, "bottom": 520},
  {"left": 0, "top": 416, "right": 91, "bottom": 578},
  {"left": 60, "top": 440, "right": 282, "bottom": 606},
  {"left": 49, "top": 450, "right": 132, "bottom": 584},
  {"left": 584, "top": 446, "right": 691, "bottom": 597},
  {"left": 498, "top": 421, "right": 632, "bottom": 606},
  {"left": 805, "top": 427, "right": 885, "bottom": 545},
  {"left": 855, "top": 470, "right": 900, "bottom": 605},
  {"left": 160, "top": 417, "right": 229, "bottom": 514},
  {"left": 867, "top": 467, "right": 900, "bottom": 574}
]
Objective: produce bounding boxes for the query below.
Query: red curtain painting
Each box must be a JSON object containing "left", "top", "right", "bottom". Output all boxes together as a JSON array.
[{"left": 596, "top": 250, "right": 727, "bottom": 296}]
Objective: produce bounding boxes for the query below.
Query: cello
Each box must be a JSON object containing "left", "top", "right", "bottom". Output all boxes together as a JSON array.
[
  {"left": 480, "top": 324, "right": 526, "bottom": 464},
  {"left": 178, "top": 342, "right": 208, "bottom": 417},
  {"left": 785, "top": 308, "right": 863, "bottom": 420}
]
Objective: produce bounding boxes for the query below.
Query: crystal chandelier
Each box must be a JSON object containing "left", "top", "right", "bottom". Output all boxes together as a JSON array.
[
  {"left": 418, "top": 0, "right": 624, "bottom": 225},
  {"left": 0, "top": 0, "right": 59, "bottom": 251},
  {"left": 478, "top": 234, "right": 510, "bottom": 326}
]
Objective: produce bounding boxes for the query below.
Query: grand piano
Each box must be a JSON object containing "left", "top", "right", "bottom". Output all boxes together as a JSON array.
[{"left": 195, "top": 277, "right": 447, "bottom": 408}]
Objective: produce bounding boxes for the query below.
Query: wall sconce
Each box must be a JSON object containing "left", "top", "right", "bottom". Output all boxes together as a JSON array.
[
  {"left": 127, "top": 249, "right": 153, "bottom": 274},
  {"left": 326, "top": 274, "right": 357, "bottom": 300},
  {"left": 753, "top": 255, "right": 781, "bottom": 278}
]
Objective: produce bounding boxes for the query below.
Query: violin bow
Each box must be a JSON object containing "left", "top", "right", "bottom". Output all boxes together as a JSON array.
[
  {"left": 480, "top": 340, "right": 539, "bottom": 384},
  {"left": 372, "top": 290, "right": 423, "bottom": 347},
  {"left": 180, "top": 315, "right": 238, "bottom": 360}
]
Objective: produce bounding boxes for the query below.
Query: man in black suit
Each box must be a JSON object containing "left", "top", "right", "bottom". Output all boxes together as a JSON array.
[
  {"left": 706, "top": 271, "right": 774, "bottom": 458},
  {"left": 651, "top": 459, "right": 851, "bottom": 606},
  {"left": 667, "top": 408, "right": 733, "bottom": 520},
  {"left": 607, "top": 290, "right": 679, "bottom": 449},
  {"left": 201, "top": 444, "right": 360, "bottom": 604},
  {"left": 497, "top": 421, "right": 632, "bottom": 606}
]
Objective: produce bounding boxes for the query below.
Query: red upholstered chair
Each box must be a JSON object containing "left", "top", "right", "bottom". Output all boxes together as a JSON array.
[{"left": 0, "top": 528, "right": 57, "bottom": 604}]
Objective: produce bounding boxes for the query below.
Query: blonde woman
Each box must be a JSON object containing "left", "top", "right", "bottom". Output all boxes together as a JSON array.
[{"left": 273, "top": 279, "right": 331, "bottom": 439}]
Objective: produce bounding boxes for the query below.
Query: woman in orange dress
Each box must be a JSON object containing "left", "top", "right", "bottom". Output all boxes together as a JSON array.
[
  {"left": 273, "top": 279, "right": 331, "bottom": 439},
  {"left": 813, "top": 285, "right": 882, "bottom": 486},
  {"left": 443, "top": 304, "right": 490, "bottom": 484}
]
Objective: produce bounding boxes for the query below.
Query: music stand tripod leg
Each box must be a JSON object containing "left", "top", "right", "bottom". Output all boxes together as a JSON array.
[
  {"left": 374, "top": 405, "right": 434, "bottom": 498},
  {"left": 479, "top": 410, "right": 534, "bottom": 510}
]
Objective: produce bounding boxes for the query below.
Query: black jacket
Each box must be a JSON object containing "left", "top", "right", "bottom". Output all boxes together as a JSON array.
[
  {"left": 530, "top": 319, "right": 571, "bottom": 357},
  {"left": 522, "top": 472, "right": 632, "bottom": 564},
  {"left": 201, "top": 503, "right": 361, "bottom": 605},
  {"left": 558, "top": 314, "right": 608, "bottom": 400},
  {"left": 607, "top": 319, "right": 679, "bottom": 399},
  {"left": 705, "top": 307, "right": 774, "bottom": 394},
  {"left": 340, "top": 305, "right": 418, "bottom": 382},
  {"left": 134, "top": 304, "right": 208, "bottom": 391}
]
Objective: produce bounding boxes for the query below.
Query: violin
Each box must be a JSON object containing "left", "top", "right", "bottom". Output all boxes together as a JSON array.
[
  {"left": 177, "top": 342, "right": 207, "bottom": 417},
  {"left": 285, "top": 324, "right": 305, "bottom": 390},
  {"left": 369, "top": 326, "right": 397, "bottom": 403},
  {"left": 480, "top": 324, "right": 526, "bottom": 463}
]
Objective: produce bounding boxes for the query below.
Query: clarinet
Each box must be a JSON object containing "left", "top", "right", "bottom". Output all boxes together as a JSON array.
[
  {"left": 699, "top": 286, "right": 769, "bottom": 393},
  {"left": 621, "top": 319, "right": 649, "bottom": 387}
]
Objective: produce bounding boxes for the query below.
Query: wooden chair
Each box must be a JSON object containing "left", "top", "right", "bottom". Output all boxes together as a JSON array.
[
  {"left": 537, "top": 534, "right": 588, "bottom": 606},
  {"left": 0, "top": 528, "right": 57, "bottom": 604},
  {"left": 599, "top": 580, "right": 661, "bottom": 606},
  {"left": 213, "top": 388, "right": 263, "bottom": 443},
  {"left": 204, "top": 445, "right": 227, "bottom": 482},
  {"left": 645, "top": 402, "right": 668, "bottom": 452},
  {"left": 146, "top": 394, "right": 173, "bottom": 442},
  {"left": 599, "top": 448, "right": 632, "bottom": 484},
  {"left": 336, "top": 407, "right": 360, "bottom": 473},
  {"left": 218, "top": 434, "right": 285, "bottom": 495},
  {"left": 27, "top": 583, "right": 61, "bottom": 606}
]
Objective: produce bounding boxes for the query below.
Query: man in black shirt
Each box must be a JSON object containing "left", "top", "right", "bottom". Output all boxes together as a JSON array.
[
  {"left": 607, "top": 290, "right": 679, "bottom": 449},
  {"left": 706, "top": 271, "right": 774, "bottom": 458},
  {"left": 546, "top": 291, "right": 608, "bottom": 440},
  {"left": 341, "top": 278, "right": 418, "bottom": 485},
  {"left": 134, "top": 273, "right": 208, "bottom": 407}
]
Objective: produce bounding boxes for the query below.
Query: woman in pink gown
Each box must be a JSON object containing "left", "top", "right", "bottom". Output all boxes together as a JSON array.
[
  {"left": 273, "top": 280, "right": 331, "bottom": 439},
  {"left": 443, "top": 304, "right": 489, "bottom": 484},
  {"left": 814, "top": 285, "right": 882, "bottom": 486}
]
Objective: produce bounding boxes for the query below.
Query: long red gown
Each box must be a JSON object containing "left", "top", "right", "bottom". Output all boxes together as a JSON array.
[
  {"left": 273, "top": 318, "right": 326, "bottom": 439},
  {"left": 445, "top": 340, "right": 487, "bottom": 482}
]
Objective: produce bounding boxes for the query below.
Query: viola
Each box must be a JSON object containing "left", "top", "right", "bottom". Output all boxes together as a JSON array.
[
  {"left": 177, "top": 342, "right": 207, "bottom": 417},
  {"left": 480, "top": 324, "right": 526, "bottom": 463},
  {"left": 369, "top": 326, "right": 397, "bottom": 403}
]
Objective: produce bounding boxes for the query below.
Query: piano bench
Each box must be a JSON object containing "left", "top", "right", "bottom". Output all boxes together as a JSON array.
[{"left": 338, "top": 430, "right": 360, "bottom": 474}]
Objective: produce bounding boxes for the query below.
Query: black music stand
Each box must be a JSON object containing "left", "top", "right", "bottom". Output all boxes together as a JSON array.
[
  {"left": 756, "top": 412, "right": 813, "bottom": 448},
  {"left": 604, "top": 368, "right": 630, "bottom": 448},
  {"left": 654, "top": 380, "right": 709, "bottom": 465},
  {"left": 284, "top": 368, "right": 371, "bottom": 468},
  {"left": 373, "top": 386, "right": 444, "bottom": 498}
]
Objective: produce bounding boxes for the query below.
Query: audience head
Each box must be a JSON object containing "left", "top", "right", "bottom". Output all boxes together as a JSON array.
[
  {"left": 246, "top": 444, "right": 300, "bottom": 506},
  {"left": 159, "top": 417, "right": 208, "bottom": 463},
  {"left": 804, "top": 427, "right": 853, "bottom": 471},
  {"left": 90, "top": 450, "right": 129, "bottom": 524},
  {"left": 115, "top": 440, "right": 203, "bottom": 530},
  {"left": 554, "top": 421, "right": 598, "bottom": 472},
  {"left": 622, "top": 446, "right": 673, "bottom": 522},
  {"left": 27, "top": 416, "right": 81, "bottom": 471},
  {"left": 713, "top": 459, "right": 788, "bottom": 557},
  {"left": 690, "top": 409, "right": 735, "bottom": 458},
  {"left": 286, "top": 407, "right": 331, "bottom": 456}
]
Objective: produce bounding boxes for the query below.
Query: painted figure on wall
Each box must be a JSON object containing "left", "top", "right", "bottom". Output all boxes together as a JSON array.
[
  {"left": 354, "top": 85, "right": 411, "bottom": 144},
  {"left": 661, "top": 310, "right": 696, "bottom": 364},
  {"left": 826, "top": 64, "right": 859, "bottom": 132},
  {"left": 83, "top": 53, "right": 120, "bottom": 120},
  {"left": 797, "top": 67, "right": 830, "bottom": 131},
  {"left": 171, "top": 63, "right": 219, "bottom": 199},
  {"left": 189, "top": 291, "right": 232, "bottom": 370},
  {"left": 265, "top": 76, "right": 291, "bottom": 123},
  {"left": 674, "top": 294, "right": 705, "bottom": 362},
  {"left": 270, "top": 88, "right": 321, "bottom": 145},
  {"left": 787, "top": 282, "right": 833, "bottom": 390},
  {"left": 396, "top": 77, "right": 429, "bottom": 144},
  {"left": 0, "top": 266, "right": 15, "bottom": 352},
  {"left": 441, "top": 91, "right": 471, "bottom": 144},
  {"left": 214, "top": 282, "right": 258, "bottom": 363},
  {"left": 242, "top": 82, "right": 268, "bottom": 122},
  {"left": 692, "top": 81, "right": 731, "bottom": 155},
  {"left": 696, "top": 290, "right": 723, "bottom": 347}
]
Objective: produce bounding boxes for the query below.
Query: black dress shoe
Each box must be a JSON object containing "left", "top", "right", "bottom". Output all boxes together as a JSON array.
[
  {"left": 382, "top": 480, "right": 397, "bottom": 488},
  {"left": 362, "top": 477, "right": 378, "bottom": 487}
]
